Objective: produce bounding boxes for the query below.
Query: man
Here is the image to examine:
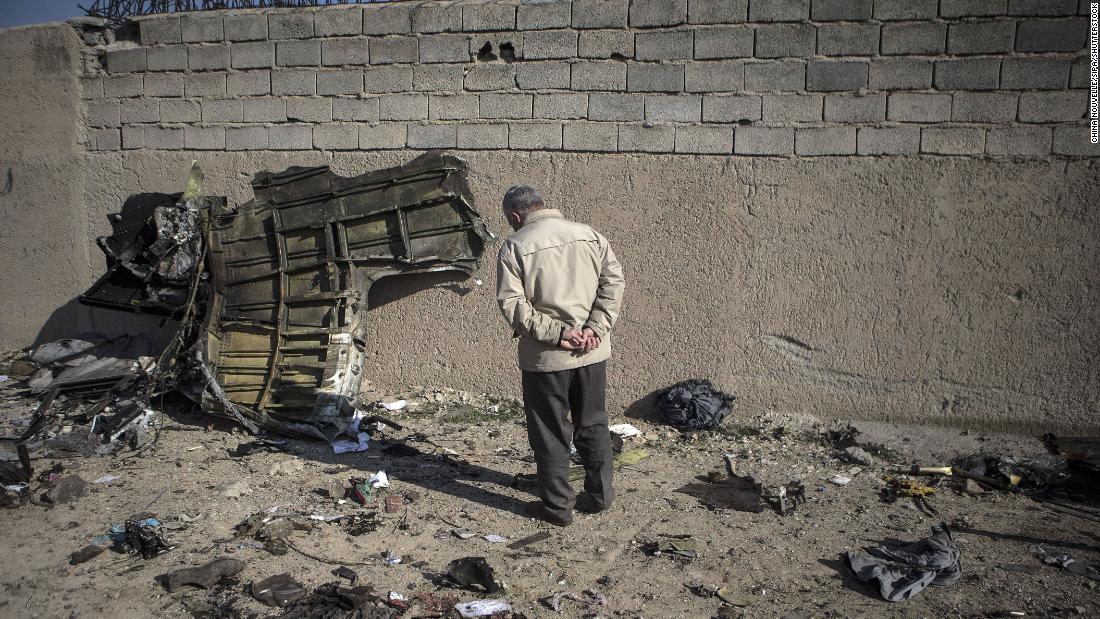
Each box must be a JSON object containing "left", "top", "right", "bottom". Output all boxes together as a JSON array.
[{"left": 495, "top": 185, "right": 625, "bottom": 526}]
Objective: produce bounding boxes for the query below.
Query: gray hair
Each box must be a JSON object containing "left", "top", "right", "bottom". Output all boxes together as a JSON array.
[{"left": 502, "top": 185, "right": 544, "bottom": 213}]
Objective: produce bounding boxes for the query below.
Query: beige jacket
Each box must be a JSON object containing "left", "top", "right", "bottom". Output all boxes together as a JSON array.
[{"left": 496, "top": 209, "right": 625, "bottom": 372}]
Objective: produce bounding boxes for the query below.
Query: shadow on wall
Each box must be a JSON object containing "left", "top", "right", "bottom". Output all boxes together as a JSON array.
[
  {"left": 622, "top": 388, "right": 663, "bottom": 424},
  {"left": 32, "top": 297, "right": 178, "bottom": 350},
  {"left": 367, "top": 270, "right": 480, "bottom": 310}
]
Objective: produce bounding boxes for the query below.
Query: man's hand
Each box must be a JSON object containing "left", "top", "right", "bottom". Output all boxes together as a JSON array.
[
  {"left": 559, "top": 328, "right": 585, "bottom": 350},
  {"left": 581, "top": 327, "right": 601, "bottom": 352}
]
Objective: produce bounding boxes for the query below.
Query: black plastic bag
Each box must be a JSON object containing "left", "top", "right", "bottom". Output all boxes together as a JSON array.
[{"left": 657, "top": 379, "right": 735, "bottom": 430}]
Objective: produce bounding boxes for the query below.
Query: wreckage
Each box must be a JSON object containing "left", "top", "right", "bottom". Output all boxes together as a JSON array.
[{"left": 80, "top": 152, "right": 492, "bottom": 440}]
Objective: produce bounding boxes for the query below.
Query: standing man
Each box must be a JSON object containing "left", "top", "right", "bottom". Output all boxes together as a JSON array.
[{"left": 495, "top": 185, "right": 625, "bottom": 526}]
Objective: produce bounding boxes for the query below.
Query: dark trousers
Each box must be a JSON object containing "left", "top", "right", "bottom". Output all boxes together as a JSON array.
[{"left": 522, "top": 361, "right": 613, "bottom": 520}]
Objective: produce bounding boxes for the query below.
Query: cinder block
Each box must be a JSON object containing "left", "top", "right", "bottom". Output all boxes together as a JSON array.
[
  {"left": 868, "top": 58, "right": 932, "bottom": 89},
  {"left": 121, "top": 126, "right": 144, "bottom": 150},
  {"left": 1001, "top": 57, "right": 1071, "bottom": 89},
  {"left": 464, "top": 64, "right": 516, "bottom": 90},
  {"left": 185, "top": 73, "right": 226, "bottom": 97},
  {"left": 94, "top": 128, "right": 121, "bottom": 151},
  {"left": 431, "top": 93, "right": 479, "bottom": 119},
  {"left": 749, "top": 0, "right": 809, "bottom": 21},
  {"left": 313, "top": 124, "right": 360, "bottom": 150},
  {"left": 588, "top": 93, "right": 645, "bottom": 120},
  {"left": 360, "top": 123, "right": 407, "bottom": 149},
  {"left": 688, "top": 0, "right": 749, "bottom": 24},
  {"left": 380, "top": 93, "right": 428, "bottom": 120},
  {"left": 462, "top": 2, "right": 515, "bottom": 31},
  {"left": 813, "top": 0, "right": 872, "bottom": 20},
  {"left": 921, "top": 127, "right": 985, "bottom": 155},
  {"left": 874, "top": 0, "right": 937, "bottom": 20},
  {"left": 272, "top": 70, "right": 316, "bottom": 96},
  {"left": 145, "top": 126, "right": 185, "bottom": 149},
  {"left": 702, "top": 95, "right": 760, "bottom": 121},
  {"left": 160, "top": 100, "right": 200, "bottom": 123},
  {"left": 762, "top": 94, "right": 822, "bottom": 122},
  {"left": 88, "top": 101, "right": 121, "bottom": 127},
  {"left": 184, "top": 126, "right": 225, "bottom": 150},
  {"left": 573, "top": 0, "right": 629, "bottom": 28},
  {"left": 1019, "top": 91, "right": 1087, "bottom": 122},
  {"left": 144, "top": 74, "right": 184, "bottom": 97},
  {"left": 480, "top": 93, "right": 533, "bottom": 119},
  {"left": 630, "top": 0, "right": 688, "bottom": 26},
  {"left": 881, "top": 22, "right": 946, "bottom": 55},
  {"left": 734, "top": 127, "right": 793, "bottom": 155},
  {"left": 516, "top": 62, "right": 572, "bottom": 89},
  {"left": 934, "top": 58, "right": 1001, "bottom": 90},
  {"left": 225, "top": 14, "right": 268, "bottom": 41},
  {"left": 628, "top": 64, "right": 685, "bottom": 92},
  {"left": 140, "top": 16, "right": 181, "bottom": 45},
  {"left": 617, "top": 124, "right": 675, "bottom": 152},
  {"left": 525, "top": 30, "right": 579, "bottom": 59},
  {"left": 510, "top": 122, "right": 564, "bottom": 149},
  {"left": 243, "top": 99, "right": 287, "bottom": 122},
  {"left": 322, "top": 38, "right": 370, "bottom": 66},
  {"left": 414, "top": 65, "right": 464, "bottom": 91},
  {"left": 1008, "top": 0, "right": 1076, "bottom": 15},
  {"left": 364, "top": 3, "right": 413, "bottom": 35},
  {"left": 947, "top": 22, "right": 1015, "bottom": 55},
  {"left": 318, "top": 70, "right": 364, "bottom": 95},
  {"left": 645, "top": 95, "right": 701, "bottom": 122},
  {"left": 806, "top": 61, "right": 868, "bottom": 92},
  {"left": 986, "top": 126, "right": 1051, "bottom": 156},
  {"left": 269, "top": 12, "right": 314, "bottom": 39},
  {"left": 104, "top": 74, "right": 143, "bottom": 98},
  {"left": 824, "top": 94, "right": 886, "bottom": 122},
  {"left": 563, "top": 122, "right": 618, "bottom": 151},
  {"left": 744, "top": 61, "right": 805, "bottom": 91},
  {"left": 755, "top": 24, "right": 816, "bottom": 58},
  {"left": 268, "top": 124, "right": 312, "bottom": 150},
  {"left": 412, "top": 3, "right": 463, "bottom": 33},
  {"left": 182, "top": 14, "right": 223, "bottom": 42},
  {"left": 364, "top": 66, "right": 414, "bottom": 93},
  {"left": 887, "top": 93, "right": 951, "bottom": 122},
  {"left": 418, "top": 34, "right": 470, "bottom": 63},
  {"left": 80, "top": 78, "right": 102, "bottom": 99},
  {"left": 856, "top": 126, "right": 920, "bottom": 154},
  {"left": 458, "top": 123, "right": 509, "bottom": 149},
  {"left": 795, "top": 127, "right": 856, "bottom": 155},
  {"left": 571, "top": 62, "right": 627, "bottom": 90},
  {"left": 685, "top": 62, "right": 744, "bottom": 92},
  {"left": 675, "top": 125, "right": 732, "bottom": 154},
  {"left": 277, "top": 39, "right": 321, "bottom": 67},
  {"left": 121, "top": 99, "right": 160, "bottom": 124},
  {"left": 106, "top": 48, "right": 146, "bottom": 74},
  {"left": 315, "top": 7, "right": 363, "bottom": 37},
  {"left": 1070, "top": 56, "right": 1090, "bottom": 88},
  {"left": 1052, "top": 124, "right": 1100, "bottom": 156},
  {"left": 1016, "top": 18, "right": 1088, "bottom": 52},
  {"left": 694, "top": 26, "right": 752, "bottom": 59},
  {"left": 371, "top": 37, "right": 418, "bottom": 64},
  {"left": 578, "top": 30, "right": 634, "bottom": 59},
  {"left": 227, "top": 71, "right": 271, "bottom": 96},
  {"left": 940, "top": 0, "right": 1008, "bottom": 17},
  {"left": 231, "top": 41, "right": 274, "bottom": 69},
  {"left": 534, "top": 93, "right": 589, "bottom": 119},
  {"left": 817, "top": 24, "right": 879, "bottom": 56},
  {"left": 226, "top": 126, "right": 269, "bottom": 150},
  {"left": 147, "top": 46, "right": 186, "bottom": 71},
  {"left": 333, "top": 98, "right": 379, "bottom": 121},
  {"left": 407, "top": 123, "right": 458, "bottom": 148},
  {"left": 518, "top": 1, "right": 571, "bottom": 30},
  {"left": 952, "top": 92, "right": 1017, "bottom": 122},
  {"left": 188, "top": 45, "right": 231, "bottom": 71},
  {"left": 200, "top": 99, "right": 242, "bottom": 123}
]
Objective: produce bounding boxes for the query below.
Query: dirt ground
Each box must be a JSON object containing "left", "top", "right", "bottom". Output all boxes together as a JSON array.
[{"left": 1, "top": 382, "right": 1098, "bottom": 619}]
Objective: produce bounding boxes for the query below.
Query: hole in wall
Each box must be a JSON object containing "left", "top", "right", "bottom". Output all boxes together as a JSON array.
[
  {"left": 499, "top": 42, "right": 516, "bottom": 62},
  {"left": 609, "top": 52, "right": 629, "bottom": 61},
  {"left": 476, "top": 41, "right": 496, "bottom": 62}
]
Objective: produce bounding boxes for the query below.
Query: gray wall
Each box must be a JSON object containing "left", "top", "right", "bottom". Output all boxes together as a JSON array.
[{"left": 1, "top": 0, "right": 1098, "bottom": 433}]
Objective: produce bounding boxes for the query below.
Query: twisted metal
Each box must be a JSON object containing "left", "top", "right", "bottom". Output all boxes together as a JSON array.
[{"left": 81, "top": 0, "right": 387, "bottom": 21}]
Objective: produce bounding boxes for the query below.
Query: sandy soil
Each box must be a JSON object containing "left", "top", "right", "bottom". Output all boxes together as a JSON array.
[{"left": 1, "top": 384, "right": 1098, "bottom": 619}]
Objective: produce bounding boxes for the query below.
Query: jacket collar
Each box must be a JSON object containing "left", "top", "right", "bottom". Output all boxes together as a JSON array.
[{"left": 523, "top": 208, "right": 563, "bottom": 226}]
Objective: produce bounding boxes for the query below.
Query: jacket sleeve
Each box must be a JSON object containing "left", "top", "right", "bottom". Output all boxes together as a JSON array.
[
  {"left": 584, "top": 234, "right": 625, "bottom": 339},
  {"left": 496, "top": 242, "right": 570, "bottom": 347}
]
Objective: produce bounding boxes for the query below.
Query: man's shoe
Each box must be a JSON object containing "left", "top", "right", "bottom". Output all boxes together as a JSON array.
[
  {"left": 523, "top": 500, "right": 572, "bottom": 527},
  {"left": 575, "top": 492, "right": 612, "bottom": 514}
]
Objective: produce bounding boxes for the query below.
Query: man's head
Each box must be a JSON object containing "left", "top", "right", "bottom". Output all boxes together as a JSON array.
[{"left": 502, "top": 185, "right": 544, "bottom": 231}]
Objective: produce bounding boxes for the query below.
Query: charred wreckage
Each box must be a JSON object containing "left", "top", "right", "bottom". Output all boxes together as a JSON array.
[{"left": 11, "top": 152, "right": 493, "bottom": 457}]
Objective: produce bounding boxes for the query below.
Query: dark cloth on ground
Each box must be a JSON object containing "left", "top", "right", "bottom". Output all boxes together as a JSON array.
[
  {"left": 845, "top": 522, "right": 962, "bottom": 602},
  {"left": 657, "top": 379, "right": 735, "bottom": 430}
]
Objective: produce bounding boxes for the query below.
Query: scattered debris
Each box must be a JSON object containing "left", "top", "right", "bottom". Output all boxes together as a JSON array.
[
  {"left": 646, "top": 534, "right": 698, "bottom": 560},
  {"left": 92, "top": 474, "right": 119, "bottom": 484},
  {"left": 160, "top": 558, "right": 246, "bottom": 592},
  {"left": 124, "top": 513, "right": 172, "bottom": 559},
  {"left": 841, "top": 446, "right": 875, "bottom": 466},
  {"left": 1032, "top": 545, "right": 1100, "bottom": 581},
  {"left": 541, "top": 589, "right": 608, "bottom": 612},
  {"left": 609, "top": 423, "right": 642, "bottom": 438},
  {"left": 657, "top": 379, "right": 735, "bottom": 430},
  {"left": 846, "top": 523, "right": 961, "bottom": 602},
  {"left": 332, "top": 567, "right": 358, "bottom": 585},
  {"left": 482, "top": 534, "right": 507, "bottom": 543},
  {"left": 44, "top": 474, "right": 87, "bottom": 504},
  {"left": 507, "top": 531, "right": 551, "bottom": 550},
  {"left": 276, "top": 581, "right": 390, "bottom": 618},
  {"left": 454, "top": 599, "right": 512, "bottom": 618},
  {"left": 380, "top": 400, "right": 407, "bottom": 412},
  {"left": 252, "top": 573, "right": 308, "bottom": 607},
  {"left": 677, "top": 471, "right": 764, "bottom": 512},
  {"left": 384, "top": 494, "right": 403, "bottom": 514},
  {"left": 229, "top": 439, "right": 289, "bottom": 458},
  {"left": 446, "top": 557, "right": 502, "bottom": 593},
  {"left": 69, "top": 540, "right": 110, "bottom": 565},
  {"left": 828, "top": 475, "right": 851, "bottom": 486}
]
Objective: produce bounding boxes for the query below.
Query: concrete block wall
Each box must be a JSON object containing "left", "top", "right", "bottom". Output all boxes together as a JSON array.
[{"left": 76, "top": 0, "right": 1097, "bottom": 157}]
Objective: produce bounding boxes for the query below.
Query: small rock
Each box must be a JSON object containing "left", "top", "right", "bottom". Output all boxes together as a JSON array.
[
  {"left": 46, "top": 476, "right": 88, "bottom": 504},
  {"left": 221, "top": 480, "right": 251, "bottom": 498},
  {"left": 841, "top": 446, "right": 874, "bottom": 466}
]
